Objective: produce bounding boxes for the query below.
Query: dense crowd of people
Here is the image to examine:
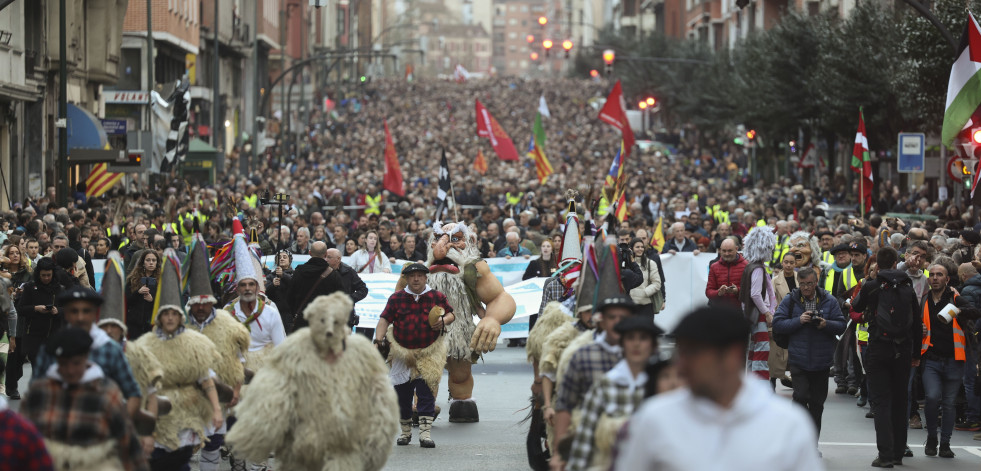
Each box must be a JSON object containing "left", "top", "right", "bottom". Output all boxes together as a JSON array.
[{"left": 0, "top": 77, "right": 980, "bottom": 469}]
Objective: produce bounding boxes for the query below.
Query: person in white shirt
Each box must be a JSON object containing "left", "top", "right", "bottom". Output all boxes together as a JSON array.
[
  {"left": 614, "top": 306, "right": 823, "bottom": 471},
  {"left": 350, "top": 230, "right": 392, "bottom": 274},
  {"left": 226, "top": 277, "right": 286, "bottom": 357}
]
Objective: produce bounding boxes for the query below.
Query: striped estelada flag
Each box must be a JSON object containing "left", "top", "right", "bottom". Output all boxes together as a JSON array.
[
  {"left": 85, "top": 163, "right": 123, "bottom": 198},
  {"left": 942, "top": 12, "right": 981, "bottom": 148},
  {"left": 526, "top": 112, "right": 554, "bottom": 183}
]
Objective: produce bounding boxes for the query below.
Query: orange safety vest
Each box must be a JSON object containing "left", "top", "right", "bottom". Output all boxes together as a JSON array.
[{"left": 921, "top": 293, "right": 966, "bottom": 361}]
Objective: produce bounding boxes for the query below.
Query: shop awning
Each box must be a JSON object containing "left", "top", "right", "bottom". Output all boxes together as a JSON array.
[{"left": 67, "top": 103, "right": 109, "bottom": 150}]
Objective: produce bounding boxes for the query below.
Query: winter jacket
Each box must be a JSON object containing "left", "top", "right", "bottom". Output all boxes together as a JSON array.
[
  {"left": 705, "top": 254, "right": 748, "bottom": 307},
  {"left": 335, "top": 263, "right": 368, "bottom": 304},
  {"left": 629, "top": 256, "right": 663, "bottom": 308},
  {"left": 960, "top": 274, "right": 981, "bottom": 311},
  {"left": 17, "top": 279, "right": 64, "bottom": 338},
  {"left": 772, "top": 288, "right": 847, "bottom": 371},
  {"left": 265, "top": 267, "right": 294, "bottom": 328},
  {"left": 287, "top": 257, "right": 344, "bottom": 331},
  {"left": 666, "top": 237, "right": 698, "bottom": 253}
]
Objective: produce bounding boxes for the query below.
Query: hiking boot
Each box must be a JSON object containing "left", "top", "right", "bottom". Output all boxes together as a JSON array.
[
  {"left": 909, "top": 415, "right": 922, "bottom": 429},
  {"left": 397, "top": 419, "right": 412, "bottom": 446},
  {"left": 871, "top": 456, "right": 893, "bottom": 468},
  {"left": 924, "top": 435, "right": 938, "bottom": 456},
  {"left": 835, "top": 385, "right": 848, "bottom": 394},
  {"left": 5, "top": 391, "right": 19, "bottom": 400},
  {"left": 418, "top": 416, "right": 436, "bottom": 448},
  {"left": 847, "top": 386, "right": 859, "bottom": 396},
  {"left": 857, "top": 396, "right": 868, "bottom": 407},
  {"left": 938, "top": 443, "right": 954, "bottom": 458},
  {"left": 955, "top": 421, "right": 981, "bottom": 431},
  {"left": 780, "top": 378, "right": 793, "bottom": 388}
]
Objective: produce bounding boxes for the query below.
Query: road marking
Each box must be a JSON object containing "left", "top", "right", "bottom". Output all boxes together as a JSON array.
[
  {"left": 963, "top": 447, "right": 981, "bottom": 458},
  {"left": 819, "top": 441, "right": 980, "bottom": 451}
]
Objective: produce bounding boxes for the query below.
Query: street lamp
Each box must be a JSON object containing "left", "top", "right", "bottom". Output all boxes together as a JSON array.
[
  {"left": 530, "top": 52, "right": 539, "bottom": 60},
  {"left": 638, "top": 101, "right": 648, "bottom": 110},
  {"left": 526, "top": 34, "right": 535, "bottom": 44},
  {"left": 562, "top": 39, "right": 573, "bottom": 59},
  {"left": 603, "top": 49, "right": 615, "bottom": 75},
  {"left": 542, "top": 39, "right": 553, "bottom": 57},
  {"left": 538, "top": 16, "right": 548, "bottom": 27},
  {"left": 589, "top": 69, "right": 599, "bottom": 78},
  {"left": 646, "top": 97, "right": 656, "bottom": 106}
]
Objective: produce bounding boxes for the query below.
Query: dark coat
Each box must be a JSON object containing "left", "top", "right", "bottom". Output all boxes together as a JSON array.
[
  {"left": 17, "top": 279, "right": 64, "bottom": 338},
  {"left": 772, "top": 287, "right": 847, "bottom": 371},
  {"left": 335, "top": 263, "right": 368, "bottom": 304},
  {"left": 265, "top": 267, "right": 294, "bottom": 327},
  {"left": 287, "top": 257, "right": 344, "bottom": 331}
]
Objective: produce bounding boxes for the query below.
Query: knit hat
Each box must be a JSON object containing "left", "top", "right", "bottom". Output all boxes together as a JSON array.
[
  {"left": 151, "top": 248, "right": 185, "bottom": 324},
  {"left": 96, "top": 251, "right": 127, "bottom": 335},
  {"left": 185, "top": 234, "right": 217, "bottom": 305}
]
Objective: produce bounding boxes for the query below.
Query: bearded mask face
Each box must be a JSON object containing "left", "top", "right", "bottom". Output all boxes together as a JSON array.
[{"left": 428, "top": 221, "right": 480, "bottom": 274}]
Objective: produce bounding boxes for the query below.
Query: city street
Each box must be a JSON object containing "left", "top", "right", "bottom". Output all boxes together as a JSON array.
[{"left": 10, "top": 342, "right": 981, "bottom": 470}]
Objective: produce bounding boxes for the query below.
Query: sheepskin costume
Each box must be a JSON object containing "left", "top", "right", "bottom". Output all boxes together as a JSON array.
[
  {"left": 133, "top": 328, "right": 220, "bottom": 452},
  {"left": 386, "top": 324, "right": 448, "bottom": 397},
  {"left": 526, "top": 301, "right": 573, "bottom": 364},
  {"left": 124, "top": 341, "right": 163, "bottom": 407},
  {"left": 192, "top": 309, "right": 250, "bottom": 395},
  {"left": 227, "top": 292, "right": 398, "bottom": 471},
  {"left": 44, "top": 440, "right": 123, "bottom": 471}
]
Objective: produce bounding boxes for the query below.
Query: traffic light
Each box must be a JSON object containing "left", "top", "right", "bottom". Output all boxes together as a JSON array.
[
  {"left": 589, "top": 69, "right": 599, "bottom": 78},
  {"left": 530, "top": 52, "right": 539, "bottom": 61},
  {"left": 543, "top": 39, "right": 553, "bottom": 57},
  {"left": 638, "top": 101, "right": 648, "bottom": 110},
  {"left": 603, "top": 49, "right": 615, "bottom": 76},
  {"left": 538, "top": 16, "right": 548, "bottom": 27},
  {"left": 360, "top": 75, "right": 367, "bottom": 83},
  {"left": 526, "top": 34, "right": 535, "bottom": 44},
  {"left": 646, "top": 97, "right": 655, "bottom": 106},
  {"left": 562, "top": 40, "right": 573, "bottom": 59},
  {"left": 973, "top": 128, "right": 981, "bottom": 145},
  {"left": 746, "top": 129, "right": 757, "bottom": 140}
]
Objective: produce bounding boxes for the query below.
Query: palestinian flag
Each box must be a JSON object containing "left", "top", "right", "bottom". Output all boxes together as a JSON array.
[
  {"left": 526, "top": 112, "right": 553, "bottom": 183},
  {"left": 942, "top": 13, "right": 981, "bottom": 147}
]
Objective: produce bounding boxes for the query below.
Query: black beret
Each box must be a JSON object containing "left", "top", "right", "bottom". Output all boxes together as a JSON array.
[
  {"left": 56, "top": 286, "right": 104, "bottom": 307},
  {"left": 815, "top": 231, "right": 834, "bottom": 239},
  {"left": 829, "top": 243, "right": 851, "bottom": 255},
  {"left": 402, "top": 262, "right": 430, "bottom": 275},
  {"left": 671, "top": 306, "right": 750, "bottom": 346},
  {"left": 614, "top": 314, "right": 664, "bottom": 336},
  {"left": 54, "top": 248, "right": 79, "bottom": 269},
  {"left": 963, "top": 230, "right": 981, "bottom": 246},
  {"left": 46, "top": 327, "right": 93, "bottom": 358},
  {"left": 848, "top": 242, "right": 868, "bottom": 254}
]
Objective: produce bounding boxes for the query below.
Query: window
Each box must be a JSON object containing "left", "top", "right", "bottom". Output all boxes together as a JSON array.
[
  {"left": 509, "top": 60, "right": 516, "bottom": 67},
  {"left": 521, "top": 5, "right": 528, "bottom": 11},
  {"left": 509, "top": 18, "right": 517, "bottom": 25},
  {"left": 508, "top": 32, "right": 517, "bottom": 39},
  {"left": 510, "top": 5, "right": 517, "bottom": 11},
  {"left": 509, "top": 45, "right": 516, "bottom": 52},
  {"left": 520, "top": 60, "right": 527, "bottom": 67}
]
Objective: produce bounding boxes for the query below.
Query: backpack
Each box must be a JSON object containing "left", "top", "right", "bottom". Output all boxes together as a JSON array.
[{"left": 870, "top": 274, "right": 915, "bottom": 343}]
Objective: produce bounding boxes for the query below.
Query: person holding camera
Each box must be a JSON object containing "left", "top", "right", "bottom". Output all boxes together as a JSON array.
[
  {"left": 16, "top": 258, "right": 64, "bottom": 366},
  {"left": 265, "top": 250, "right": 294, "bottom": 330},
  {"left": 772, "top": 267, "right": 846, "bottom": 440},
  {"left": 125, "top": 250, "right": 159, "bottom": 340}
]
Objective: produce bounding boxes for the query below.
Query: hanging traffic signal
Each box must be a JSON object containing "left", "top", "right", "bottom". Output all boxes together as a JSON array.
[
  {"left": 562, "top": 40, "right": 573, "bottom": 59},
  {"left": 360, "top": 75, "right": 367, "bottom": 83},
  {"left": 542, "top": 39, "right": 553, "bottom": 57},
  {"left": 746, "top": 129, "right": 757, "bottom": 140},
  {"left": 972, "top": 128, "right": 981, "bottom": 145},
  {"left": 602, "top": 49, "right": 615, "bottom": 76}
]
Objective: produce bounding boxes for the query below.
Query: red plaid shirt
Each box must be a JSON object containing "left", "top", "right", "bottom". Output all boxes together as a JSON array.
[
  {"left": 0, "top": 408, "right": 54, "bottom": 471},
  {"left": 381, "top": 287, "right": 454, "bottom": 349}
]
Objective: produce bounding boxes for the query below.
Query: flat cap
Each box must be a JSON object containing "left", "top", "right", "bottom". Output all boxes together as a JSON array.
[
  {"left": 56, "top": 286, "right": 104, "bottom": 307},
  {"left": 962, "top": 230, "right": 981, "bottom": 246},
  {"left": 829, "top": 243, "right": 851, "bottom": 255},
  {"left": 848, "top": 242, "right": 868, "bottom": 254},
  {"left": 671, "top": 306, "right": 750, "bottom": 346},
  {"left": 46, "top": 327, "right": 93, "bottom": 358},
  {"left": 614, "top": 314, "right": 664, "bottom": 336},
  {"left": 402, "top": 262, "right": 430, "bottom": 275},
  {"left": 597, "top": 295, "right": 638, "bottom": 312}
]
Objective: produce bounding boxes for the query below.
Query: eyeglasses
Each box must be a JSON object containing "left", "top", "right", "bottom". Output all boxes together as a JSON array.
[{"left": 799, "top": 281, "right": 818, "bottom": 287}]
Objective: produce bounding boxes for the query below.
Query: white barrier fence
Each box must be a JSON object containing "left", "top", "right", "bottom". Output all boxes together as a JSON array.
[{"left": 92, "top": 252, "right": 714, "bottom": 335}]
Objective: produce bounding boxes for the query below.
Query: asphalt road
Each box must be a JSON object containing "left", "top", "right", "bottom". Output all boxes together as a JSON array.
[{"left": 10, "top": 343, "right": 981, "bottom": 470}]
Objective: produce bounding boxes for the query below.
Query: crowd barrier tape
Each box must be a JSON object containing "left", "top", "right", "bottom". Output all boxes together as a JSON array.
[{"left": 90, "top": 253, "right": 713, "bottom": 336}]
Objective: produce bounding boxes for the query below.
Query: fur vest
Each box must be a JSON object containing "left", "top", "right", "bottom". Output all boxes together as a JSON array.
[
  {"left": 428, "top": 271, "right": 479, "bottom": 361},
  {"left": 540, "top": 323, "right": 582, "bottom": 379},
  {"left": 527, "top": 301, "right": 570, "bottom": 365},
  {"left": 387, "top": 325, "right": 448, "bottom": 395},
  {"left": 123, "top": 341, "right": 163, "bottom": 408},
  {"left": 226, "top": 332, "right": 399, "bottom": 471},
  {"left": 134, "top": 329, "right": 219, "bottom": 451},
  {"left": 196, "top": 310, "right": 250, "bottom": 389},
  {"left": 45, "top": 439, "right": 123, "bottom": 471}
]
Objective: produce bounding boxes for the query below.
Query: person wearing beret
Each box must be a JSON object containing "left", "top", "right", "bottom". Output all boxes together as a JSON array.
[
  {"left": 615, "top": 306, "right": 821, "bottom": 470},
  {"left": 20, "top": 327, "right": 148, "bottom": 471},
  {"left": 953, "top": 230, "right": 981, "bottom": 265},
  {"left": 567, "top": 315, "right": 662, "bottom": 471}
]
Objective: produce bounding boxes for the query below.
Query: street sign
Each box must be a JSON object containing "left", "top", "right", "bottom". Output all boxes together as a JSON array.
[
  {"left": 898, "top": 132, "right": 925, "bottom": 173},
  {"left": 105, "top": 91, "right": 149, "bottom": 104},
  {"left": 100, "top": 119, "right": 127, "bottom": 135},
  {"left": 947, "top": 156, "right": 965, "bottom": 182}
]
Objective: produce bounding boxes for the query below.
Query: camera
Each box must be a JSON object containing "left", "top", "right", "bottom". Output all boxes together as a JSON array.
[{"left": 140, "top": 277, "right": 156, "bottom": 288}]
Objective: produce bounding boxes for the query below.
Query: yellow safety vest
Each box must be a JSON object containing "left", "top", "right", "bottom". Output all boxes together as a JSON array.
[
  {"left": 365, "top": 194, "right": 381, "bottom": 215},
  {"left": 178, "top": 212, "right": 207, "bottom": 245},
  {"left": 597, "top": 195, "right": 610, "bottom": 217},
  {"left": 756, "top": 219, "right": 767, "bottom": 227},
  {"left": 771, "top": 235, "right": 789, "bottom": 266},
  {"left": 856, "top": 322, "right": 869, "bottom": 343},
  {"left": 244, "top": 194, "right": 258, "bottom": 208},
  {"left": 821, "top": 251, "right": 835, "bottom": 265},
  {"left": 151, "top": 223, "right": 178, "bottom": 234},
  {"left": 824, "top": 266, "right": 857, "bottom": 294},
  {"left": 506, "top": 192, "right": 524, "bottom": 207}
]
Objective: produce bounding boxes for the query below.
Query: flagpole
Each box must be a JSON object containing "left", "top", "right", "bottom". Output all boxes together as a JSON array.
[
  {"left": 860, "top": 173, "right": 865, "bottom": 219},
  {"left": 450, "top": 180, "right": 459, "bottom": 221}
]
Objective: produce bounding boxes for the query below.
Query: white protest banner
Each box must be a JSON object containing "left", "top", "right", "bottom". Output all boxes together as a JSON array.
[{"left": 654, "top": 252, "right": 714, "bottom": 333}]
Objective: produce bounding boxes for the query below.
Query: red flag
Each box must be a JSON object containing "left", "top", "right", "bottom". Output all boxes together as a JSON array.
[
  {"left": 383, "top": 120, "right": 404, "bottom": 196},
  {"left": 850, "top": 108, "right": 873, "bottom": 213},
  {"left": 475, "top": 99, "right": 520, "bottom": 161},
  {"left": 474, "top": 149, "right": 488, "bottom": 175},
  {"left": 597, "top": 80, "right": 635, "bottom": 154}
]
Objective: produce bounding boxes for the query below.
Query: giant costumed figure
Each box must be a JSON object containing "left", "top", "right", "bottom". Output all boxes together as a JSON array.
[
  {"left": 227, "top": 292, "right": 399, "bottom": 471},
  {"left": 738, "top": 226, "right": 778, "bottom": 381},
  {"left": 398, "top": 220, "right": 516, "bottom": 422}
]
